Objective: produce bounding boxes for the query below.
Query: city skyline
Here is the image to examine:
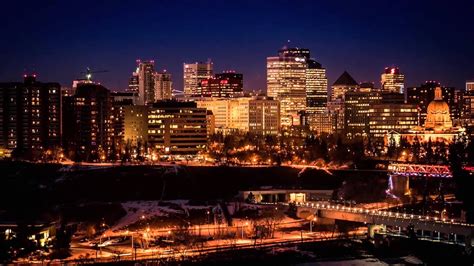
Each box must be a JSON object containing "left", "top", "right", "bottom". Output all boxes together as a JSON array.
[{"left": 2, "top": 0, "right": 474, "bottom": 91}]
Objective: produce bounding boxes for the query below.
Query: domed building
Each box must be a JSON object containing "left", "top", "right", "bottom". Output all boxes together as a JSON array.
[
  {"left": 388, "top": 87, "right": 464, "bottom": 145},
  {"left": 424, "top": 87, "right": 453, "bottom": 131}
]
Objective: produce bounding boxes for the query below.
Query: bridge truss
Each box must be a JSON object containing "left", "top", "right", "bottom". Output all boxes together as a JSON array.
[{"left": 388, "top": 163, "right": 452, "bottom": 178}]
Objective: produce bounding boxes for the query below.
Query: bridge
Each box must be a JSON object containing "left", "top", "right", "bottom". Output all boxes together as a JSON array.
[
  {"left": 387, "top": 163, "right": 455, "bottom": 197},
  {"left": 388, "top": 163, "right": 452, "bottom": 178},
  {"left": 294, "top": 201, "right": 473, "bottom": 251}
]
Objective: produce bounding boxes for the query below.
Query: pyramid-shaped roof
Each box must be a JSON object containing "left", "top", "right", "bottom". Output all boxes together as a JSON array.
[{"left": 333, "top": 71, "right": 358, "bottom": 86}]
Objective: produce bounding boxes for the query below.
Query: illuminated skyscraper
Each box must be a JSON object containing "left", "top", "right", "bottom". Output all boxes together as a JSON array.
[
  {"left": 267, "top": 47, "right": 308, "bottom": 126},
  {"left": 183, "top": 61, "right": 213, "bottom": 97},
  {"left": 306, "top": 59, "right": 328, "bottom": 116},
  {"left": 136, "top": 60, "right": 155, "bottom": 105},
  {"left": 381, "top": 67, "right": 405, "bottom": 94},
  {"left": 154, "top": 71, "right": 172, "bottom": 101},
  {"left": 331, "top": 71, "right": 358, "bottom": 101}
]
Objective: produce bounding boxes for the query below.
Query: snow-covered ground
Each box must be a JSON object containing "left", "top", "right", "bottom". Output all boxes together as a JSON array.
[{"left": 110, "top": 200, "right": 212, "bottom": 231}]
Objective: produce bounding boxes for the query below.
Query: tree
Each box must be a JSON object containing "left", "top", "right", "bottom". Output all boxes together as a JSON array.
[
  {"left": 387, "top": 134, "right": 397, "bottom": 159},
  {"left": 319, "top": 139, "right": 329, "bottom": 162},
  {"left": 425, "top": 138, "right": 434, "bottom": 163},
  {"left": 50, "top": 222, "right": 72, "bottom": 259},
  {"left": 449, "top": 139, "right": 474, "bottom": 223},
  {"left": 245, "top": 192, "right": 256, "bottom": 204}
]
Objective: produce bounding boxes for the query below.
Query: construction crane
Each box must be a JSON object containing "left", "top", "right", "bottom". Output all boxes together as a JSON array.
[
  {"left": 171, "top": 89, "right": 185, "bottom": 98},
  {"left": 80, "top": 67, "right": 109, "bottom": 82}
]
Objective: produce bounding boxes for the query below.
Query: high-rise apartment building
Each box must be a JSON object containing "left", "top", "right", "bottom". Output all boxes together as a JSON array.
[
  {"left": 267, "top": 47, "right": 308, "bottom": 126},
  {"left": 0, "top": 75, "right": 61, "bottom": 155},
  {"left": 136, "top": 60, "right": 155, "bottom": 105},
  {"left": 148, "top": 101, "right": 207, "bottom": 154},
  {"left": 123, "top": 105, "right": 149, "bottom": 145},
  {"left": 154, "top": 71, "right": 172, "bottom": 101},
  {"left": 381, "top": 67, "right": 405, "bottom": 94},
  {"left": 72, "top": 83, "right": 112, "bottom": 160},
  {"left": 331, "top": 71, "right": 358, "bottom": 101},
  {"left": 110, "top": 92, "right": 138, "bottom": 147},
  {"left": 183, "top": 61, "right": 213, "bottom": 97}
]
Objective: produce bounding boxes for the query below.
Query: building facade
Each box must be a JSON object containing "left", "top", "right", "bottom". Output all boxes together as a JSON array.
[
  {"left": 406, "top": 81, "right": 461, "bottom": 125},
  {"left": 381, "top": 67, "right": 405, "bottom": 94},
  {"left": 154, "top": 71, "right": 173, "bottom": 101},
  {"left": 196, "top": 97, "right": 280, "bottom": 135},
  {"left": 400, "top": 87, "right": 464, "bottom": 145},
  {"left": 0, "top": 75, "right": 61, "bottom": 155},
  {"left": 463, "top": 80, "right": 474, "bottom": 125},
  {"left": 123, "top": 105, "right": 149, "bottom": 145},
  {"left": 198, "top": 72, "right": 243, "bottom": 98},
  {"left": 331, "top": 71, "right": 359, "bottom": 101},
  {"left": 73, "top": 83, "right": 112, "bottom": 160},
  {"left": 368, "top": 103, "right": 419, "bottom": 140},
  {"left": 148, "top": 101, "right": 207, "bottom": 154},
  {"left": 110, "top": 92, "right": 138, "bottom": 147},
  {"left": 344, "top": 91, "right": 382, "bottom": 139},
  {"left": 137, "top": 60, "right": 155, "bottom": 105},
  {"left": 128, "top": 72, "right": 139, "bottom": 93},
  {"left": 248, "top": 97, "right": 280, "bottom": 135},
  {"left": 183, "top": 61, "right": 213, "bottom": 97},
  {"left": 267, "top": 47, "right": 308, "bottom": 126},
  {"left": 305, "top": 59, "right": 328, "bottom": 128}
]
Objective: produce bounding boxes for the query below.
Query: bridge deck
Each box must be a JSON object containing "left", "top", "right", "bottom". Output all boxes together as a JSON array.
[{"left": 296, "top": 202, "right": 474, "bottom": 237}]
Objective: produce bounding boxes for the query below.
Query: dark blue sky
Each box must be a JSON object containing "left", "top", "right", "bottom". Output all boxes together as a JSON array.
[{"left": 1, "top": 0, "right": 473, "bottom": 91}]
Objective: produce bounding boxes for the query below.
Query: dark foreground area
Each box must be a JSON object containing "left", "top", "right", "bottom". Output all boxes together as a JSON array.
[
  {"left": 98, "top": 238, "right": 472, "bottom": 265},
  {"left": 0, "top": 161, "right": 388, "bottom": 223}
]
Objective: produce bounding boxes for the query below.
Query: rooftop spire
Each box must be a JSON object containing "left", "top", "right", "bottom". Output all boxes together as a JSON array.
[{"left": 434, "top": 87, "right": 442, "bottom": 100}]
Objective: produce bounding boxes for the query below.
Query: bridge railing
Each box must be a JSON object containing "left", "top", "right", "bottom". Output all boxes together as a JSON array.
[{"left": 294, "top": 201, "right": 473, "bottom": 228}]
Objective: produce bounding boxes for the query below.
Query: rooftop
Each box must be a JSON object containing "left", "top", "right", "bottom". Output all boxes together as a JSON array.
[{"left": 333, "top": 71, "right": 358, "bottom": 86}]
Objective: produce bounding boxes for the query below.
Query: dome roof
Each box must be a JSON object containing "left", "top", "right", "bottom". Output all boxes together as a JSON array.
[{"left": 424, "top": 87, "right": 452, "bottom": 131}]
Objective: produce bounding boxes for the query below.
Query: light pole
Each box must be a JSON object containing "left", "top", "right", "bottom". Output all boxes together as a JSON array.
[{"left": 241, "top": 221, "right": 248, "bottom": 239}]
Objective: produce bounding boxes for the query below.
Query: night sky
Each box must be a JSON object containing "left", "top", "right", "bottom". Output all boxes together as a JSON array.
[{"left": 1, "top": 0, "right": 473, "bottom": 91}]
